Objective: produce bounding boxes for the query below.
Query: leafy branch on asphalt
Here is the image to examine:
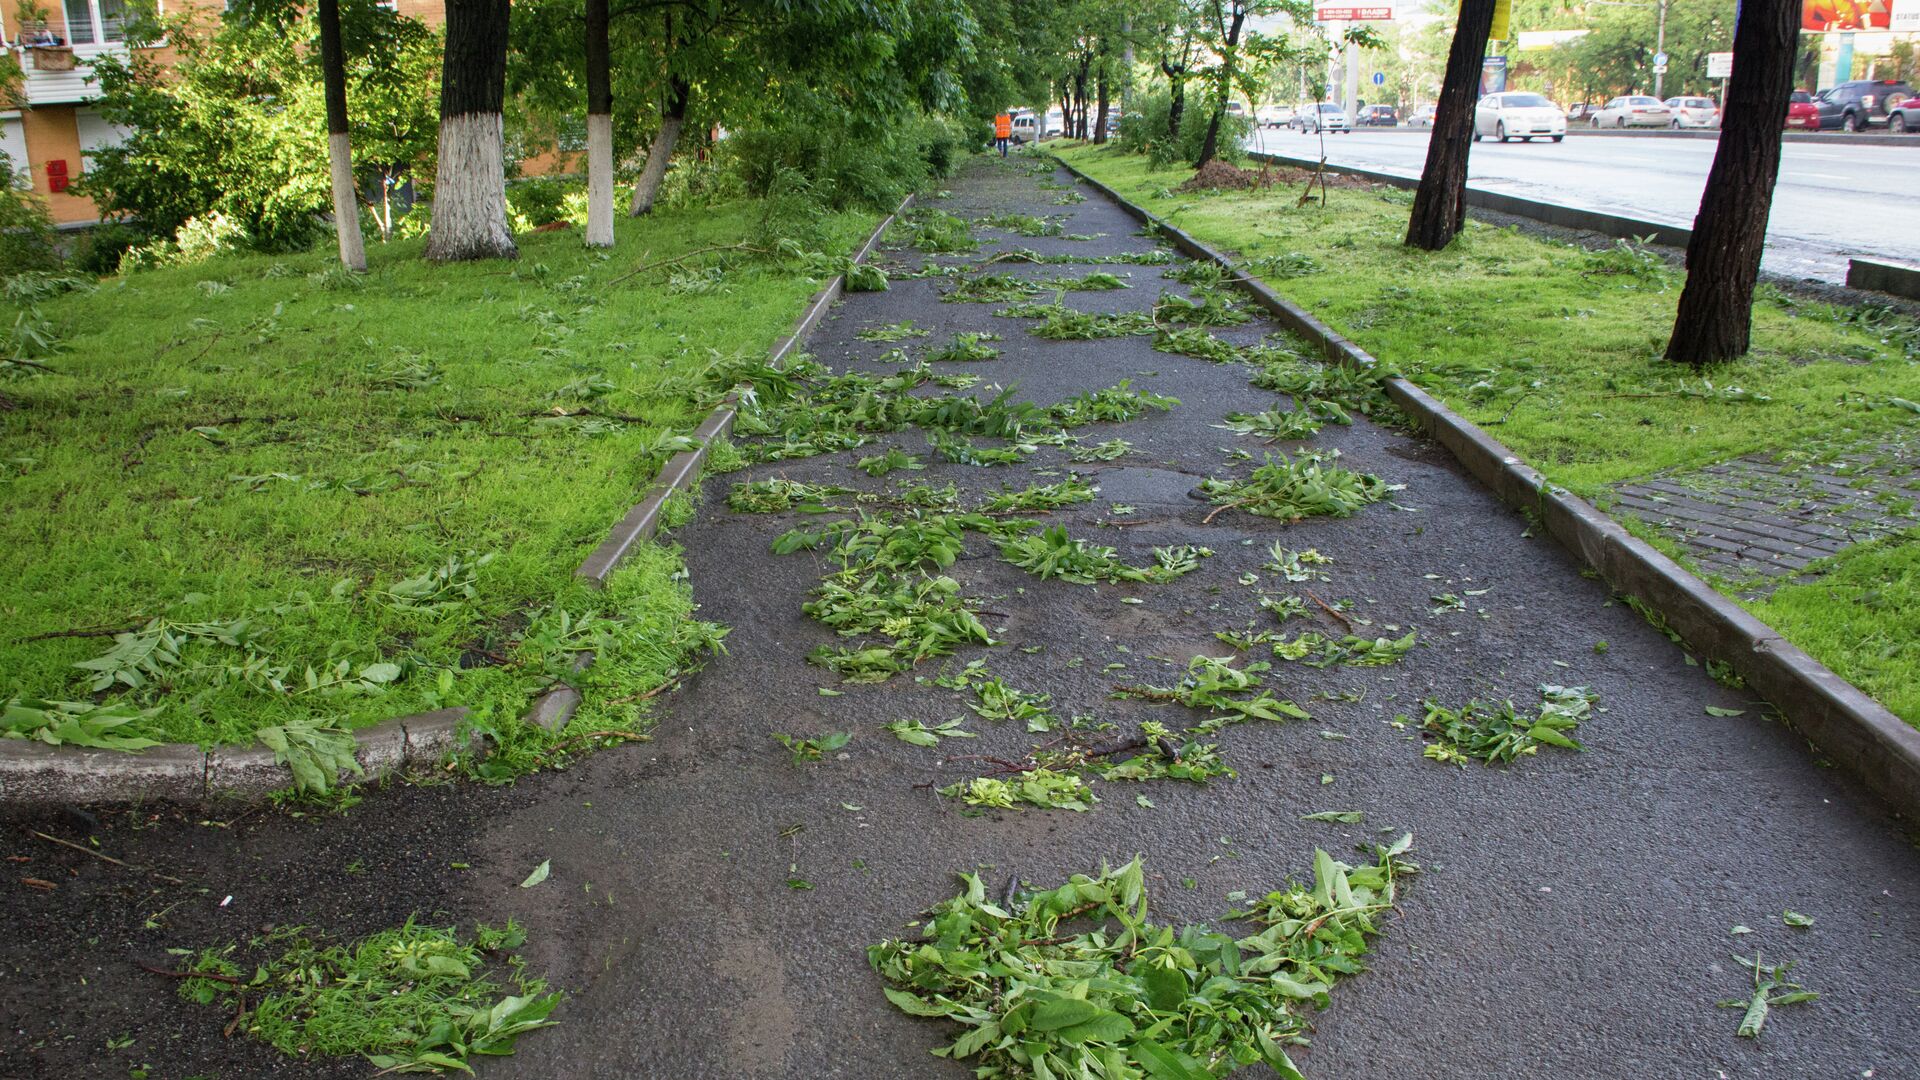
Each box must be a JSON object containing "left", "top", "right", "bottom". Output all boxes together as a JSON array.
[
  {"left": 1717, "top": 953, "right": 1818, "bottom": 1038},
  {"left": 870, "top": 842, "right": 1415, "bottom": 1078},
  {"left": 1416, "top": 684, "right": 1598, "bottom": 766}
]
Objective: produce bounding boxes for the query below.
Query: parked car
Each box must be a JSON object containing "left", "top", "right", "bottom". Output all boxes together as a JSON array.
[
  {"left": 1355, "top": 104, "right": 1399, "bottom": 127},
  {"left": 1891, "top": 95, "right": 1920, "bottom": 133},
  {"left": 1564, "top": 102, "right": 1594, "bottom": 123},
  {"left": 1589, "top": 95, "right": 1673, "bottom": 128},
  {"left": 1406, "top": 103, "right": 1438, "bottom": 127},
  {"left": 1785, "top": 89, "right": 1820, "bottom": 130},
  {"left": 1473, "top": 92, "right": 1567, "bottom": 142},
  {"left": 1043, "top": 109, "right": 1064, "bottom": 137},
  {"left": 1297, "top": 103, "right": 1350, "bottom": 134},
  {"left": 1256, "top": 104, "right": 1295, "bottom": 128},
  {"left": 1814, "top": 79, "right": 1914, "bottom": 131},
  {"left": 1663, "top": 96, "right": 1720, "bottom": 128},
  {"left": 1010, "top": 112, "right": 1040, "bottom": 144}
]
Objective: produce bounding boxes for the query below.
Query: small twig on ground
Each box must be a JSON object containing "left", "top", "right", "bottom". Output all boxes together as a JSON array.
[
  {"left": 15, "top": 624, "right": 139, "bottom": 643},
  {"left": 1304, "top": 589, "right": 1353, "bottom": 631},
  {"left": 2, "top": 357, "right": 59, "bottom": 374},
  {"left": 603, "top": 677, "right": 683, "bottom": 707},
  {"left": 32, "top": 830, "right": 186, "bottom": 884},
  {"left": 138, "top": 963, "right": 243, "bottom": 986},
  {"left": 532, "top": 729, "right": 647, "bottom": 762},
  {"left": 1201, "top": 500, "right": 1245, "bottom": 525}
]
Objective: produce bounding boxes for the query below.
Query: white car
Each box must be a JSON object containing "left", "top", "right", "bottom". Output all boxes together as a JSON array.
[
  {"left": 1298, "top": 103, "right": 1350, "bottom": 134},
  {"left": 1589, "top": 95, "right": 1673, "bottom": 128},
  {"left": 1256, "top": 105, "right": 1295, "bottom": 128},
  {"left": 1663, "top": 96, "right": 1720, "bottom": 128},
  {"left": 1010, "top": 113, "right": 1040, "bottom": 144},
  {"left": 1473, "top": 92, "right": 1567, "bottom": 142}
]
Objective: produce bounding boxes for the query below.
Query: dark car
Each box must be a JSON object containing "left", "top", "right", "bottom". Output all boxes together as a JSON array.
[
  {"left": 1355, "top": 104, "right": 1398, "bottom": 127},
  {"left": 1814, "top": 79, "right": 1914, "bottom": 131}
]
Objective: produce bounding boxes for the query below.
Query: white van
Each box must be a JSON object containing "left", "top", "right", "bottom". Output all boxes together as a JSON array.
[{"left": 1010, "top": 112, "right": 1039, "bottom": 144}]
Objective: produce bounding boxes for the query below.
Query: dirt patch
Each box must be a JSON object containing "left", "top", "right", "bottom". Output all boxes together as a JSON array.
[{"left": 1176, "top": 161, "right": 1294, "bottom": 192}]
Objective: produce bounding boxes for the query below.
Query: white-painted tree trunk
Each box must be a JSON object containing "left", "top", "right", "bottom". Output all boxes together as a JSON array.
[
  {"left": 328, "top": 131, "right": 367, "bottom": 271},
  {"left": 627, "top": 113, "right": 683, "bottom": 217},
  {"left": 585, "top": 113, "right": 614, "bottom": 247},
  {"left": 425, "top": 112, "right": 517, "bottom": 261}
]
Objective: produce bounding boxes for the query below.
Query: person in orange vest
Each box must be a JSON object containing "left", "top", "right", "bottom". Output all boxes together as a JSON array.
[{"left": 994, "top": 112, "right": 1012, "bottom": 156}]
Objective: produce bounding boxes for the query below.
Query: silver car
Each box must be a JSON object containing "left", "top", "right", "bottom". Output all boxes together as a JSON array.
[
  {"left": 1663, "top": 96, "right": 1720, "bottom": 128},
  {"left": 1589, "top": 95, "right": 1673, "bottom": 128},
  {"left": 1472, "top": 92, "right": 1567, "bottom": 143},
  {"left": 1298, "top": 103, "right": 1350, "bottom": 134}
]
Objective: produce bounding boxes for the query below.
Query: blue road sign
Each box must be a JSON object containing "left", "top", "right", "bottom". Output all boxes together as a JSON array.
[{"left": 1373, "top": 72, "right": 1386, "bottom": 86}]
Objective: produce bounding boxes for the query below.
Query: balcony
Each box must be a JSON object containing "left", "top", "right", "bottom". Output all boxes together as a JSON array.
[{"left": 8, "top": 40, "right": 128, "bottom": 106}]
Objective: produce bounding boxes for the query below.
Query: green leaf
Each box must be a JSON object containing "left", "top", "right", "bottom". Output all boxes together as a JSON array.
[
  {"left": 1782, "top": 910, "right": 1813, "bottom": 928},
  {"left": 1737, "top": 991, "right": 1769, "bottom": 1037},
  {"left": 884, "top": 987, "right": 953, "bottom": 1018},
  {"left": 1131, "top": 1038, "right": 1212, "bottom": 1080},
  {"left": 1704, "top": 705, "right": 1745, "bottom": 717},
  {"left": 1029, "top": 997, "right": 1103, "bottom": 1032},
  {"left": 518, "top": 860, "right": 550, "bottom": 889},
  {"left": 1301, "top": 810, "right": 1364, "bottom": 823}
]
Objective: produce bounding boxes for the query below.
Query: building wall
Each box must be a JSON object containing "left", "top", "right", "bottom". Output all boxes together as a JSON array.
[{"left": 20, "top": 104, "right": 94, "bottom": 223}]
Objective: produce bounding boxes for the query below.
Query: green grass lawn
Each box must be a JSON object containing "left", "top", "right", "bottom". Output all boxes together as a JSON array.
[
  {"left": 1059, "top": 143, "right": 1920, "bottom": 726},
  {"left": 1, "top": 202, "right": 876, "bottom": 749}
]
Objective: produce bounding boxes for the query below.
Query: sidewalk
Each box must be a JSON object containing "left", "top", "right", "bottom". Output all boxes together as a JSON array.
[
  {"left": 3, "top": 154, "right": 1914, "bottom": 1078},
  {"left": 483, "top": 156, "right": 1920, "bottom": 1077}
]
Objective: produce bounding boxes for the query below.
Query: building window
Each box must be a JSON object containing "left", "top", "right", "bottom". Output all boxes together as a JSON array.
[{"left": 62, "top": 0, "right": 129, "bottom": 45}]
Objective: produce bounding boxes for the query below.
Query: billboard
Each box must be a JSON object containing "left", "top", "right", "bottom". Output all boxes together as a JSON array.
[
  {"left": 1892, "top": 0, "right": 1919, "bottom": 30},
  {"left": 1481, "top": 55, "right": 1509, "bottom": 96},
  {"left": 1801, "top": 0, "right": 1892, "bottom": 31},
  {"left": 1316, "top": 6, "right": 1393, "bottom": 18}
]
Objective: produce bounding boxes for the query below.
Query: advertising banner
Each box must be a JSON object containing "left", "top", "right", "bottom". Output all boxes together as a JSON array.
[
  {"left": 1801, "top": 0, "right": 1892, "bottom": 31},
  {"left": 1480, "top": 55, "right": 1509, "bottom": 96},
  {"left": 1891, "top": 0, "right": 1918, "bottom": 30},
  {"left": 1490, "top": 0, "right": 1511, "bottom": 40}
]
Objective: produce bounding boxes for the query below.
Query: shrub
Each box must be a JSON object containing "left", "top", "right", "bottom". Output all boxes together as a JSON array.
[
  {"left": 0, "top": 159, "right": 59, "bottom": 277},
  {"left": 1116, "top": 90, "right": 1252, "bottom": 168},
  {"left": 505, "top": 176, "right": 579, "bottom": 229},
  {"left": 69, "top": 222, "right": 147, "bottom": 276}
]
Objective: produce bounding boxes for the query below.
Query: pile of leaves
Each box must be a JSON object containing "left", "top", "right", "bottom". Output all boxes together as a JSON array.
[
  {"left": 174, "top": 919, "right": 559, "bottom": 1074},
  {"left": 1417, "top": 684, "right": 1597, "bottom": 765},
  {"left": 1198, "top": 450, "right": 1393, "bottom": 522},
  {"left": 870, "top": 844, "right": 1416, "bottom": 1078}
]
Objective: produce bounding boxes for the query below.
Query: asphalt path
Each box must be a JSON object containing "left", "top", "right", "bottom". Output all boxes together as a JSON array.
[
  {"left": 1246, "top": 127, "right": 1919, "bottom": 283},
  {"left": 4, "top": 156, "right": 1917, "bottom": 1079}
]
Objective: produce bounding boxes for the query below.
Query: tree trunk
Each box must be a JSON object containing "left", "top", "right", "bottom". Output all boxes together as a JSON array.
[
  {"left": 1094, "top": 76, "right": 1110, "bottom": 144},
  {"left": 425, "top": 0, "right": 516, "bottom": 261},
  {"left": 317, "top": 0, "right": 365, "bottom": 271},
  {"left": 1165, "top": 69, "right": 1185, "bottom": 142},
  {"left": 629, "top": 76, "right": 688, "bottom": 216},
  {"left": 1405, "top": 0, "right": 1498, "bottom": 251},
  {"left": 1665, "top": 0, "right": 1798, "bottom": 366},
  {"left": 584, "top": 0, "right": 613, "bottom": 247},
  {"left": 1193, "top": 11, "right": 1246, "bottom": 169}
]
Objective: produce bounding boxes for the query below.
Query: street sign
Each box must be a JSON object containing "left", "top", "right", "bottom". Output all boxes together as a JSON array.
[
  {"left": 1315, "top": 6, "right": 1393, "bottom": 19},
  {"left": 1652, "top": 63, "right": 1668, "bottom": 75},
  {"left": 1707, "top": 51, "right": 1734, "bottom": 78},
  {"left": 1372, "top": 72, "right": 1385, "bottom": 86},
  {"left": 1653, "top": 50, "right": 1668, "bottom": 66}
]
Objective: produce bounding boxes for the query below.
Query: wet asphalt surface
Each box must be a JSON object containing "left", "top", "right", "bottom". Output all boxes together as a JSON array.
[{"left": 6, "top": 156, "right": 1919, "bottom": 1080}]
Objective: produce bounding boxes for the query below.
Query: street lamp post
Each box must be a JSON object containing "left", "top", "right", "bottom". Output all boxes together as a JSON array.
[{"left": 1653, "top": 0, "right": 1670, "bottom": 99}]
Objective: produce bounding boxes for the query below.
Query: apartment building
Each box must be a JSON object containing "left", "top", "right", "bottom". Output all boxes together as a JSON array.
[{"left": 2, "top": 0, "right": 449, "bottom": 226}]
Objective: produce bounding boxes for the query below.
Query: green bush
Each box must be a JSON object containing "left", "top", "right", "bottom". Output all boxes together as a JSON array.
[
  {"left": 1116, "top": 90, "right": 1251, "bottom": 168},
  {"left": 505, "top": 176, "right": 579, "bottom": 228},
  {"left": 0, "top": 153, "right": 61, "bottom": 277},
  {"left": 69, "top": 222, "right": 148, "bottom": 276},
  {"left": 723, "top": 107, "right": 971, "bottom": 212}
]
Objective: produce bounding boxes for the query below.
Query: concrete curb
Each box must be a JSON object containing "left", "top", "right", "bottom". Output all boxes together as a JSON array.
[
  {"left": 1315, "top": 127, "right": 1918, "bottom": 147},
  {"left": 1245, "top": 149, "right": 1694, "bottom": 248},
  {"left": 1846, "top": 257, "right": 1920, "bottom": 301},
  {"left": 0, "top": 197, "right": 913, "bottom": 808},
  {"left": 1055, "top": 153, "right": 1920, "bottom": 822}
]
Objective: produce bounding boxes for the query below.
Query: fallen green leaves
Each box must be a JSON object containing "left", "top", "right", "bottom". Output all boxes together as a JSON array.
[
  {"left": 173, "top": 919, "right": 558, "bottom": 1074},
  {"left": 1198, "top": 451, "right": 1393, "bottom": 523},
  {"left": 943, "top": 769, "right": 1096, "bottom": 811},
  {"left": 870, "top": 842, "right": 1415, "bottom": 1078},
  {"left": 887, "top": 717, "right": 977, "bottom": 746},
  {"left": 1416, "top": 684, "right": 1597, "bottom": 766},
  {"left": 1718, "top": 953, "right": 1818, "bottom": 1038},
  {"left": 772, "top": 730, "right": 853, "bottom": 763}
]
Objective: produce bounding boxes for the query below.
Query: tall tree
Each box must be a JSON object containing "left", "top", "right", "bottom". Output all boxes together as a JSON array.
[
  {"left": 1191, "top": 0, "right": 1248, "bottom": 168},
  {"left": 1664, "top": 0, "right": 1797, "bottom": 365},
  {"left": 317, "top": 0, "right": 366, "bottom": 270},
  {"left": 584, "top": 0, "right": 613, "bottom": 246},
  {"left": 1404, "top": 0, "right": 1496, "bottom": 251},
  {"left": 426, "top": 0, "right": 516, "bottom": 261}
]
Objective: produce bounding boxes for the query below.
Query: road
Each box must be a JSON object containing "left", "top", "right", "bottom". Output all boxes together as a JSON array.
[{"left": 1246, "top": 127, "right": 1919, "bottom": 282}]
